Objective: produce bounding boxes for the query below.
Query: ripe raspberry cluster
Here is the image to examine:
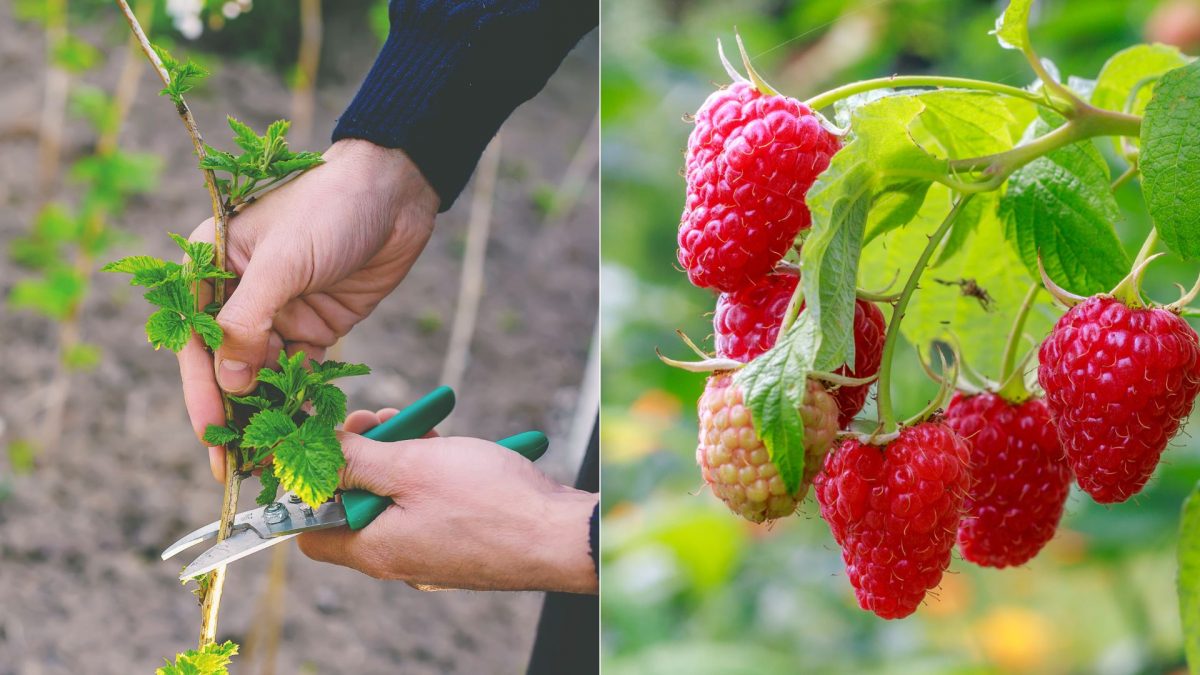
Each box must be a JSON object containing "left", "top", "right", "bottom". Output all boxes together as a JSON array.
[{"left": 671, "top": 67, "right": 1200, "bottom": 624}]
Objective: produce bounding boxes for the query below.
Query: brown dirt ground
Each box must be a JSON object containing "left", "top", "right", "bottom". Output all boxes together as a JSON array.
[{"left": 0, "top": 7, "right": 598, "bottom": 674}]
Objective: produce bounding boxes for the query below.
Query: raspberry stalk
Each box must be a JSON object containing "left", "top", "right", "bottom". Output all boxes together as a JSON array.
[{"left": 876, "top": 195, "right": 974, "bottom": 431}]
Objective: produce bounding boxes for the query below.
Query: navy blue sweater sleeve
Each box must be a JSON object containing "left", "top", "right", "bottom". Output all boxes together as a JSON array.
[{"left": 333, "top": 0, "right": 598, "bottom": 211}]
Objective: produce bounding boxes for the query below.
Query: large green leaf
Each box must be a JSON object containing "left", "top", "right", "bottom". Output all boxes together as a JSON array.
[
  {"left": 859, "top": 184, "right": 1057, "bottom": 379},
  {"left": 1179, "top": 482, "right": 1200, "bottom": 674},
  {"left": 1141, "top": 60, "right": 1200, "bottom": 260},
  {"left": 733, "top": 314, "right": 819, "bottom": 494},
  {"left": 999, "top": 117, "right": 1129, "bottom": 294}
]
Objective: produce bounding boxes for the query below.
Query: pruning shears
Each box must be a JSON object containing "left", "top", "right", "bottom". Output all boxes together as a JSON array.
[{"left": 161, "top": 386, "right": 548, "bottom": 580}]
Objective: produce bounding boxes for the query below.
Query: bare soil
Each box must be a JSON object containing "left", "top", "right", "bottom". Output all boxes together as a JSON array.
[{"left": 0, "top": 7, "right": 597, "bottom": 674}]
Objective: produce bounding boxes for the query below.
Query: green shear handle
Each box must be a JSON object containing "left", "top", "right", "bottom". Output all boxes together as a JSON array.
[{"left": 342, "top": 386, "right": 549, "bottom": 529}]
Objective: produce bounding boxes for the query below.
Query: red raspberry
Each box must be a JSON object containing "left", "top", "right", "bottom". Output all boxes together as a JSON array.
[
  {"left": 696, "top": 373, "right": 839, "bottom": 523},
  {"left": 678, "top": 83, "right": 840, "bottom": 292},
  {"left": 1037, "top": 296, "right": 1200, "bottom": 503},
  {"left": 944, "top": 392, "right": 1071, "bottom": 568},
  {"left": 814, "top": 422, "right": 971, "bottom": 619},
  {"left": 713, "top": 273, "right": 885, "bottom": 427}
]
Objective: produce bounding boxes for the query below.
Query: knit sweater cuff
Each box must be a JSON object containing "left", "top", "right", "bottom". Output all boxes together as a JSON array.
[{"left": 332, "top": 20, "right": 466, "bottom": 211}]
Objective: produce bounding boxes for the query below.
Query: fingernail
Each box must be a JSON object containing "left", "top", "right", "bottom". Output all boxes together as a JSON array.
[{"left": 217, "top": 359, "right": 252, "bottom": 392}]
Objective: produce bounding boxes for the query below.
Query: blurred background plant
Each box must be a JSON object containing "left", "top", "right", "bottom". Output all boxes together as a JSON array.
[{"left": 601, "top": 0, "right": 1200, "bottom": 672}]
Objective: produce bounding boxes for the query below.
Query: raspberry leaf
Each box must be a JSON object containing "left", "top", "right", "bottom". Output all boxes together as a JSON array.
[
  {"left": 861, "top": 184, "right": 1054, "bottom": 378},
  {"left": 733, "top": 313, "right": 819, "bottom": 493},
  {"left": 1092, "top": 44, "right": 1187, "bottom": 156},
  {"left": 999, "top": 114, "right": 1129, "bottom": 294},
  {"left": 806, "top": 95, "right": 942, "bottom": 372},
  {"left": 310, "top": 383, "right": 348, "bottom": 426},
  {"left": 240, "top": 408, "right": 298, "bottom": 451},
  {"left": 272, "top": 417, "right": 345, "bottom": 508},
  {"left": 189, "top": 312, "right": 223, "bottom": 350},
  {"left": 202, "top": 425, "right": 239, "bottom": 447},
  {"left": 309, "top": 360, "right": 371, "bottom": 383},
  {"left": 256, "top": 469, "right": 281, "bottom": 506},
  {"left": 156, "top": 640, "right": 237, "bottom": 675},
  {"left": 146, "top": 307, "right": 192, "bottom": 352},
  {"left": 1141, "top": 60, "right": 1200, "bottom": 260}
]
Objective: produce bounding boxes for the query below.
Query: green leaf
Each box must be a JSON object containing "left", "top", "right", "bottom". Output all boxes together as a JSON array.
[
  {"left": 256, "top": 469, "right": 281, "bottom": 506},
  {"left": 265, "top": 119, "right": 291, "bottom": 146},
  {"left": 267, "top": 154, "right": 324, "bottom": 178},
  {"left": 732, "top": 314, "right": 819, "bottom": 494},
  {"left": 154, "top": 46, "right": 209, "bottom": 104},
  {"left": 310, "top": 384, "right": 348, "bottom": 425},
  {"left": 915, "top": 90, "right": 1035, "bottom": 159},
  {"left": 70, "top": 86, "right": 118, "bottom": 136},
  {"left": 63, "top": 342, "right": 101, "bottom": 371},
  {"left": 51, "top": 34, "right": 101, "bottom": 73},
  {"left": 203, "top": 425, "right": 239, "bottom": 446},
  {"left": 168, "top": 233, "right": 216, "bottom": 269},
  {"left": 805, "top": 94, "right": 943, "bottom": 372},
  {"left": 1141, "top": 60, "right": 1200, "bottom": 260},
  {"left": 240, "top": 409, "right": 298, "bottom": 450},
  {"left": 999, "top": 116, "right": 1129, "bottom": 294},
  {"left": 146, "top": 307, "right": 192, "bottom": 352},
  {"left": 9, "top": 266, "right": 85, "bottom": 321},
  {"left": 860, "top": 184, "right": 1057, "bottom": 379},
  {"left": 227, "top": 116, "right": 263, "bottom": 152},
  {"left": 156, "top": 640, "right": 238, "bottom": 675},
  {"left": 189, "top": 312, "right": 223, "bottom": 350},
  {"left": 1093, "top": 44, "right": 1189, "bottom": 117},
  {"left": 70, "top": 151, "right": 161, "bottom": 198},
  {"left": 258, "top": 351, "right": 309, "bottom": 402},
  {"left": 1180, "top": 482, "right": 1200, "bottom": 675},
  {"left": 198, "top": 147, "right": 239, "bottom": 174},
  {"left": 102, "top": 256, "right": 181, "bottom": 289},
  {"left": 273, "top": 417, "right": 345, "bottom": 508},
  {"left": 992, "top": 0, "right": 1033, "bottom": 52},
  {"left": 309, "top": 360, "right": 371, "bottom": 383},
  {"left": 230, "top": 394, "right": 272, "bottom": 410},
  {"left": 145, "top": 278, "right": 194, "bottom": 314}
]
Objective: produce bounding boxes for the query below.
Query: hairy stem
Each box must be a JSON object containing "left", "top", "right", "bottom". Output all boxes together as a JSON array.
[
  {"left": 115, "top": 0, "right": 230, "bottom": 302},
  {"left": 876, "top": 195, "right": 973, "bottom": 431},
  {"left": 116, "top": 0, "right": 239, "bottom": 648},
  {"left": 805, "top": 75, "right": 1050, "bottom": 112}
]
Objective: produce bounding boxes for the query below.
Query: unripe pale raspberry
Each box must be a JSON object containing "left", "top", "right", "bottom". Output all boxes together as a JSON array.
[
  {"left": 678, "top": 83, "right": 840, "bottom": 292},
  {"left": 713, "top": 273, "right": 885, "bottom": 427},
  {"left": 1037, "top": 296, "right": 1200, "bottom": 503},
  {"left": 814, "top": 422, "right": 971, "bottom": 619},
  {"left": 696, "top": 373, "right": 839, "bottom": 523},
  {"left": 945, "top": 392, "right": 1071, "bottom": 568}
]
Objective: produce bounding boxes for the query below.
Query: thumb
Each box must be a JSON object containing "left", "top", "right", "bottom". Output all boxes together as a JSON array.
[{"left": 213, "top": 256, "right": 296, "bottom": 394}]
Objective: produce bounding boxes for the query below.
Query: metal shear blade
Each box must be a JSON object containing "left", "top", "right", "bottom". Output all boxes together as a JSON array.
[{"left": 169, "top": 494, "right": 349, "bottom": 580}]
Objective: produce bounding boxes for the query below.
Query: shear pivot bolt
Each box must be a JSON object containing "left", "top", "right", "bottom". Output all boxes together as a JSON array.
[{"left": 264, "top": 502, "right": 288, "bottom": 524}]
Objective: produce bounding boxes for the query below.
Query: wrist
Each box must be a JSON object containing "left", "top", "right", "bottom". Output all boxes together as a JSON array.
[
  {"left": 531, "top": 489, "right": 599, "bottom": 594},
  {"left": 325, "top": 139, "right": 441, "bottom": 215}
]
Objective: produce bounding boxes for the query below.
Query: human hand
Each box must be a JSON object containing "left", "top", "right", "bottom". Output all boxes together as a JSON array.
[
  {"left": 178, "top": 139, "right": 440, "bottom": 480},
  {"left": 297, "top": 408, "right": 599, "bottom": 594}
]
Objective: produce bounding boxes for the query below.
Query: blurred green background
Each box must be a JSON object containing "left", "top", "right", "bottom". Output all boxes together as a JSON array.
[{"left": 600, "top": 0, "right": 1200, "bottom": 672}]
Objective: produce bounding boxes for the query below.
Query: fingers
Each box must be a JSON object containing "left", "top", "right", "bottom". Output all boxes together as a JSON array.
[
  {"left": 343, "top": 410, "right": 382, "bottom": 435},
  {"left": 297, "top": 524, "right": 391, "bottom": 578},
  {"left": 213, "top": 256, "right": 300, "bottom": 395},
  {"left": 177, "top": 333, "right": 228, "bottom": 482}
]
